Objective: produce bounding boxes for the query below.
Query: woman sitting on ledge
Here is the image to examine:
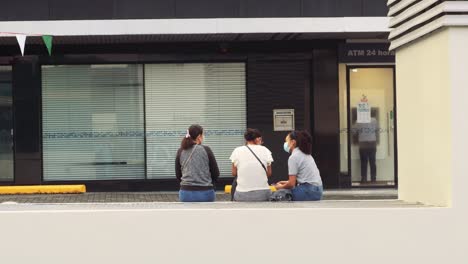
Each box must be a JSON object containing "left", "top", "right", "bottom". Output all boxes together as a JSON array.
[
  {"left": 230, "top": 128, "right": 273, "bottom": 202},
  {"left": 275, "top": 130, "right": 323, "bottom": 201},
  {"left": 175, "top": 124, "right": 219, "bottom": 202}
]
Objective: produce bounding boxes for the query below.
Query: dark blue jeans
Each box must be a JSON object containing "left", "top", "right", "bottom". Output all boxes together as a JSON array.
[
  {"left": 359, "top": 147, "right": 377, "bottom": 182},
  {"left": 179, "top": 189, "right": 216, "bottom": 202},
  {"left": 292, "top": 184, "right": 323, "bottom": 201}
]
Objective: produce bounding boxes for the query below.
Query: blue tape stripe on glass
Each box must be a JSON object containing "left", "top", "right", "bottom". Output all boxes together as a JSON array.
[
  {"left": 43, "top": 129, "right": 245, "bottom": 139},
  {"left": 147, "top": 129, "right": 245, "bottom": 137},
  {"left": 43, "top": 131, "right": 145, "bottom": 139}
]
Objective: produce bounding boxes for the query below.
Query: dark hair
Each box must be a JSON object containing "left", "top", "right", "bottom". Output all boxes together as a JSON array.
[
  {"left": 181, "top": 124, "right": 204, "bottom": 150},
  {"left": 244, "top": 128, "right": 262, "bottom": 142},
  {"left": 289, "top": 130, "right": 312, "bottom": 155}
]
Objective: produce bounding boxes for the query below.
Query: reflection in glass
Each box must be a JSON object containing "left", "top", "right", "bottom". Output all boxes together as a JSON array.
[
  {"left": 145, "top": 63, "right": 246, "bottom": 179},
  {"left": 42, "top": 65, "right": 145, "bottom": 181},
  {"left": 0, "top": 66, "right": 13, "bottom": 181}
]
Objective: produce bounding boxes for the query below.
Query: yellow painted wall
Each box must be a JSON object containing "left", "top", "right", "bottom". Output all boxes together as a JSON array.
[{"left": 396, "top": 28, "right": 452, "bottom": 206}]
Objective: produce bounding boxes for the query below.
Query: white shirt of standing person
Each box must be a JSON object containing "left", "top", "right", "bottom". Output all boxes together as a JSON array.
[{"left": 230, "top": 145, "right": 273, "bottom": 192}]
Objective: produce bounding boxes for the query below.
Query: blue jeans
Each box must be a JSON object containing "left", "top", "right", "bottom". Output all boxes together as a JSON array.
[
  {"left": 292, "top": 184, "right": 323, "bottom": 201},
  {"left": 179, "top": 189, "right": 216, "bottom": 202}
]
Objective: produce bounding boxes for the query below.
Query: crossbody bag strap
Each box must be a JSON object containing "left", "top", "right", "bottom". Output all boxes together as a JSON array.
[
  {"left": 245, "top": 145, "right": 267, "bottom": 173},
  {"left": 181, "top": 144, "right": 197, "bottom": 170}
]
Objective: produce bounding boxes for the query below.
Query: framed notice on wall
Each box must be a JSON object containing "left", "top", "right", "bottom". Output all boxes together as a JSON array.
[
  {"left": 357, "top": 102, "right": 371, "bottom": 123},
  {"left": 273, "top": 109, "right": 295, "bottom": 131},
  {"left": 357, "top": 95, "right": 371, "bottom": 123}
]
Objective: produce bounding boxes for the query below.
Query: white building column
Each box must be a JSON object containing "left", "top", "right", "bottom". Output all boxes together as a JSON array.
[{"left": 389, "top": 0, "right": 468, "bottom": 207}]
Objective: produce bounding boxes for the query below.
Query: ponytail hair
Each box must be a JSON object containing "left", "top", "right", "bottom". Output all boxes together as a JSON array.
[
  {"left": 181, "top": 124, "right": 204, "bottom": 150},
  {"left": 289, "top": 130, "right": 313, "bottom": 155}
]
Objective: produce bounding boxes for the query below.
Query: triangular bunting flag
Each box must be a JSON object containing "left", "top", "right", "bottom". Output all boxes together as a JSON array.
[
  {"left": 15, "top": 35, "right": 27, "bottom": 56},
  {"left": 42, "top": 35, "right": 53, "bottom": 56}
]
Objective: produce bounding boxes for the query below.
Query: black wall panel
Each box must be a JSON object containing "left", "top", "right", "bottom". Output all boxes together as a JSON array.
[
  {"left": 115, "top": 0, "right": 176, "bottom": 19},
  {"left": 336, "top": 0, "right": 363, "bottom": 17},
  {"left": 49, "top": 0, "right": 115, "bottom": 20},
  {"left": 0, "top": 0, "right": 388, "bottom": 21},
  {"left": 175, "top": 0, "right": 240, "bottom": 18},
  {"left": 312, "top": 49, "right": 340, "bottom": 188},
  {"left": 12, "top": 57, "right": 42, "bottom": 185},
  {"left": 302, "top": 0, "right": 341, "bottom": 17},
  {"left": 244, "top": 0, "right": 302, "bottom": 17},
  {"left": 303, "top": 0, "right": 387, "bottom": 17},
  {"left": 0, "top": 0, "right": 49, "bottom": 21},
  {"left": 362, "top": 0, "right": 389, "bottom": 16},
  {"left": 247, "top": 60, "right": 309, "bottom": 184}
]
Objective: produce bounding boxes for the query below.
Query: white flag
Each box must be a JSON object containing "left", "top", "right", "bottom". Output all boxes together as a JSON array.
[{"left": 15, "top": 35, "right": 27, "bottom": 56}]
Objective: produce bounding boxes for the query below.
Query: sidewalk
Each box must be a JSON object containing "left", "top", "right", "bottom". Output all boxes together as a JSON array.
[{"left": 0, "top": 189, "right": 397, "bottom": 204}]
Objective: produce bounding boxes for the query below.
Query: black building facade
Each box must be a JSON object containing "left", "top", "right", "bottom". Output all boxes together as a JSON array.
[{"left": 0, "top": 0, "right": 396, "bottom": 191}]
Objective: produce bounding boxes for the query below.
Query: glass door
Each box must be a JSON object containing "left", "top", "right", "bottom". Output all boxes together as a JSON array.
[
  {"left": 0, "top": 66, "right": 13, "bottom": 181},
  {"left": 347, "top": 67, "right": 396, "bottom": 187}
]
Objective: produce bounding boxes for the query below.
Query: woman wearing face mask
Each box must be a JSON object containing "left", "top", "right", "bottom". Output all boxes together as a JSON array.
[
  {"left": 230, "top": 128, "right": 273, "bottom": 202},
  {"left": 275, "top": 130, "right": 323, "bottom": 201},
  {"left": 175, "top": 124, "right": 220, "bottom": 202}
]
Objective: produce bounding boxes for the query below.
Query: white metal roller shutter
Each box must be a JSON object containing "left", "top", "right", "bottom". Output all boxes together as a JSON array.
[
  {"left": 42, "top": 64, "right": 145, "bottom": 181},
  {"left": 145, "top": 63, "right": 246, "bottom": 179}
]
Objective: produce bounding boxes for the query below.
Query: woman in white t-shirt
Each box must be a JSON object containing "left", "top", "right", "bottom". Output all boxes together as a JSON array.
[{"left": 230, "top": 128, "right": 273, "bottom": 202}]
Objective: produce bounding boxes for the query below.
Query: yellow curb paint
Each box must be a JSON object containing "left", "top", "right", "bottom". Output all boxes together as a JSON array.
[
  {"left": 224, "top": 185, "right": 276, "bottom": 194},
  {"left": 0, "top": 185, "right": 86, "bottom": 195}
]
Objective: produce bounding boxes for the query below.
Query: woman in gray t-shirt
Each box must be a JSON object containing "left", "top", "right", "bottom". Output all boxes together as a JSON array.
[
  {"left": 274, "top": 130, "right": 323, "bottom": 201},
  {"left": 175, "top": 124, "right": 219, "bottom": 202}
]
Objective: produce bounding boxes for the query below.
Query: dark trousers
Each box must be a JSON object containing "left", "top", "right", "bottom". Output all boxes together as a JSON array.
[{"left": 359, "top": 147, "right": 377, "bottom": 182}]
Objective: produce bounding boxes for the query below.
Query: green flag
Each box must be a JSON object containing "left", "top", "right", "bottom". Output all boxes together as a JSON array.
[{"left": 42, "top": 35, "right": 53, "bottom": 56}]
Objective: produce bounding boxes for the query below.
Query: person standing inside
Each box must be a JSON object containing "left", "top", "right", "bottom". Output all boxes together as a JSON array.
[
  {"left": 275, "top": 130, "right": 323, "bottom": 201},
  {"left": 230, "top": 128, "right": 273, "bottom": 202},
  {"left": 353, "top": 116, "right": 379, "bottom": 183},
  {"left": 175, "top": 124, "right": 219, "bottom": 202}
]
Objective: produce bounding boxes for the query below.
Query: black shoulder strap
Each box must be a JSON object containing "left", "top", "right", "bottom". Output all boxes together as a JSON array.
[{"left": 245, "top": 145, "right": 267, "bottom": 173}]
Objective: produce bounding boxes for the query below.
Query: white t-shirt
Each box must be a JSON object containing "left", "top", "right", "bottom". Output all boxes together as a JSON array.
[{"left": 230, "top": 144, "right": 274, "bottom": 192}]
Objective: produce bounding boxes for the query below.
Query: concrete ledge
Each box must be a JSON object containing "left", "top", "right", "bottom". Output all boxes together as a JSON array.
[
  {"left": 0, "top": 185, "right": 86, "bottom": 195},
  {"left": 0, "top": 200, "right": 428, "bottom": 212},
  {"left": 0, "top": 202, "right": 461, "bottom": 264}
]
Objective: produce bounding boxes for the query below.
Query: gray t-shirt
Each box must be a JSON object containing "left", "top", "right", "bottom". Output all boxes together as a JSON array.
[
  {"left": 288, "top": 148, "right": 322, "bottom": 186},
  {"left": 175, "top": 144, "right": 219, "bottom": 188},
  {"left": 353, "top": 117, "right": 379, "bottom": 143}
]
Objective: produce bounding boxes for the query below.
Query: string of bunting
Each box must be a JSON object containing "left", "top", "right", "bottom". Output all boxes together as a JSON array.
[{"left": 0, "top": 32, "right": 53, "bottom": 56}]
